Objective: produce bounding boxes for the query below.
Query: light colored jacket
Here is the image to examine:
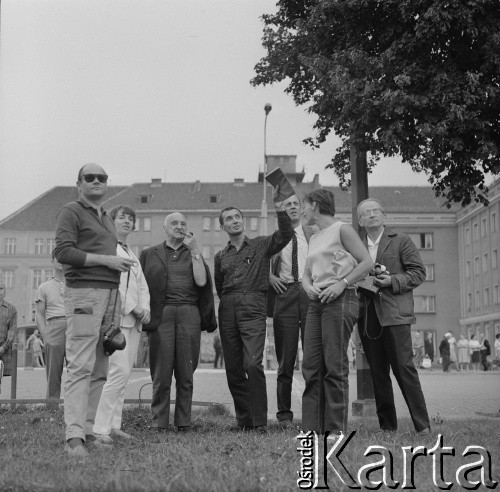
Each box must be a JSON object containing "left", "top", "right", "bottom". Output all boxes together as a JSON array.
[{"left": 118, "top": 244, "right": 150, "bottom": 330}]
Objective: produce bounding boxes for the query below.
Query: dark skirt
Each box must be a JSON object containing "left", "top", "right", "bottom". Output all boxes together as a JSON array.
[{"left": 471, "top": 351, "right": 480, "bottom": 363}]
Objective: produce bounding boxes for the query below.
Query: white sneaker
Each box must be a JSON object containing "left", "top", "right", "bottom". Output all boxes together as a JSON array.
[
  {"left": 92, "top": 433, "right": 113, "bottom": 444},
  {"left": 111, "top": 428, "right": 135, "bottom": 440}
]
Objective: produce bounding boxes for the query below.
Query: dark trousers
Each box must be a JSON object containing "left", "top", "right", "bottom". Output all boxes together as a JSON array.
[
  {"left": 302, "top": 289, "right": 359, "bottom": 434},
  {"left": 148, "top": 305, "right": 201, "bottom": 428},
  {"left": 44, "top": 318, "right": 67, "bottom": 400},
  {"left": 273, "top": 282, "right": 309, "bottom": 422},
  {"left": 441, "top": 354, "right": 450, "bottom": 372},
  {"left": 219, "top": 293, "right": 267, "bottom": 427},
  {"left": 359, "top": 301, "right": 430, "bottom": 432}
]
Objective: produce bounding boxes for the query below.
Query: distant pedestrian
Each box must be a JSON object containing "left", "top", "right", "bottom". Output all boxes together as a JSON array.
[
  {"left": 424, "top": 332, "right": 434, "bottom": 364},
  {"left": 448, "top": 332, "right": 460, "bottom": 371},
  {"left": 412, "top": 331, "right": 424, "bottom": 368},
  {"left": 213, "top": 333, "right": 223, "bottom": 369},
  {"left": 469, "top": 334, "right": 481, "bottom": 371},
  {"left": 457, "top": 334, "right": 470, "bottom": 371},
  {"left": 33, "top": 335, "right": 45, "bottom": 367},
  {"left": 495, "top": 333, "right": 500, "bottom": 359},
  {"left": 439, "top": 334, "right": 451, "bottom": 372},
  {"left": 36, "top": 255, "right": 67, "bottom": 401},
  {"left": 479, "top": 334, "right": 491, "bottom": 371}
]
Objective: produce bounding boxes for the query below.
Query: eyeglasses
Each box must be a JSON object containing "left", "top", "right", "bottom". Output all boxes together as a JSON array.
[
  {"left": 82, "top": 174, "right": 108, "bottom": 184},
  {"left": 359, "top": 208, "right": 384, "bottom": 218}
]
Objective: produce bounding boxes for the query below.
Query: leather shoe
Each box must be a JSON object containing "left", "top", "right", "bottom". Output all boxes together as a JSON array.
[
  {"left": 65, "top": 440, "right": 89, "bottom": 459},
  {"left": 86, "top": 434, "right": 113, "bottom": 448},
  {"left": 111, "top": 428, "right": 135, "bottom": 440}
]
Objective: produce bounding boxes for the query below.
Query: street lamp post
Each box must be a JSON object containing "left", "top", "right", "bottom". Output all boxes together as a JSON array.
[{"left": 261, "top": 103, "right": 272, "bottom": 235}]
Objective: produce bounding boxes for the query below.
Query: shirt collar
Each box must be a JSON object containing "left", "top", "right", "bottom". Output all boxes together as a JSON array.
[
  {"left": 77, "top": 197, "right": 106, "bottom": 214},
  {"left": 367, "top": 228, "right": 385, "bottom": 248},
  {"left": 226, "top": 236, "right": 249, "bottom": 251}
]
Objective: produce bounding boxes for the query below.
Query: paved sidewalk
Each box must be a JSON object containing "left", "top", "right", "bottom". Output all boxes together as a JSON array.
[{"left": 2, "top": 366, "right": 499, "bottom": 422}]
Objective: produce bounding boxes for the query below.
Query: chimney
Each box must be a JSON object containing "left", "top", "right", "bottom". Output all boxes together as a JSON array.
[
  {"left": 193, "top": 180, "right": 202, "bottom": 192},
  {"left": 233, "top": 178, "right": 245, "bottom": 187},
  {"left": 151, "top": 178, "right": 162, "bottom": 187}
]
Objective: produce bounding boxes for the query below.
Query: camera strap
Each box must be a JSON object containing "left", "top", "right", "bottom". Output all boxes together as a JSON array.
[{"left": 363, "top": 299, "right": 383, "bottom": 340}]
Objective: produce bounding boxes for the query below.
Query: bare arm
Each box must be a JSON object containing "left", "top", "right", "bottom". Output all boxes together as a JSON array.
[{"left": 35, "top": 302, "right": 47, "bottom": 337}]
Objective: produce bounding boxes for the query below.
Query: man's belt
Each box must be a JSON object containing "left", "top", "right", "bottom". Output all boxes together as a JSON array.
[{"left": 47, "top": 315, "right": 66, "bottom": 321}]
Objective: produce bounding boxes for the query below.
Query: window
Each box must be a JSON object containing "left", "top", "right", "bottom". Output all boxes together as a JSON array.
[
  {"left": 493, "top": 285, "right": 499, "bottom": 304},
  {"left": 465, "top": 227, "right": 471, "bottom": 245},
  {"left": 34, "top": 238, "right": 44, "bottom": 255},
  {"left": 467, "top": 293, "right": 472, "bottom": 311},
  {"left": 202, "top": 217, "right": 211, "bottom": 231},
  {"left": 424, "top": 265, "right": 435, "bottom": 281},
  {"left": 481, "top": 217, "right": 487, "bottom": 237},
  {"left": 5, "top": 238, "right": 16, "bottom": 254},
  {"left": 3, "top": 270, "right": 14, "bottom": 288},
  {"left": 473, "top": 223, "right": 479, "bottom": 240},
  {"left": 214, "top": 219, "right": 221, "bottom": 231},
  {"left": 140, "top": 195, "right": 150, "bottom": 204},
  {"left": 493, "top": 249, "right": 498, "bottom": 269},
  {"left": 250, "top": 218, "right": 258, "bottom": 231},
  {"left": 475, "top": 290, "right": 480, "bottom": 311},
  {"left": 407, "top": 233, "right": 433, "bottom": 249},
  {"left": 414, "top": 296, "right": 436, "bottom": 313},
  {"left": 43, "top": 269, "right": 54, "bottom": 282},
  {"left": 32, "top": 270, "right": 43, "bottom": 289},
  {"left": 202, "top": 246, "right": 211, "bottom": 259},
  {"left": 465, "top": 261, "right": 471, "bottom": 278},
  {"left": 474, "top": 257, "right": 480, "bottom": 275},
  {"left": 491, "top": 212, "right": 497, "bottom": 232},
  {"left": 484, "top": 288, "right": 490, "bottom": 307},
  {"left": 134, "top": 218, "right": 140, "bottom": 231},
  {"left": 46, "top": 239, "right": 56, "bottom": 255},
  {"left": 143, "top": 217, "right": 151, "bottom": 232},
  {"left": 209, "top": 194, "right": 220, "bottom": 204},
  {"left": 482, "top": 253, "right": 489, "bottom": 272}
]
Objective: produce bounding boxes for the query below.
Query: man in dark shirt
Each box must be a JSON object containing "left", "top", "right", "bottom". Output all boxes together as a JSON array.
[
  {"left": 140, "top": 212, "right": 216, "bottom": 432},
  {"left": 0, "top": 283, "right": 17, "bottom": 391},
  {"left": 54, "top": 163, "right": 135, "bottom": 457},
  {"left": 214, "top": 199, "right": 293, "bottom": 431}
]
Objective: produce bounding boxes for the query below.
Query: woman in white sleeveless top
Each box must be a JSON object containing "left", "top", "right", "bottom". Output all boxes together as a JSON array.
[{"left": 301, "top": 189, "right": 373, "bottom": 434}]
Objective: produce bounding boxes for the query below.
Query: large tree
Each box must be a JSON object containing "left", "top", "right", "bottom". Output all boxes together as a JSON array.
[{"left": 252, "top": 0, "right": 500, "bottom": 206}]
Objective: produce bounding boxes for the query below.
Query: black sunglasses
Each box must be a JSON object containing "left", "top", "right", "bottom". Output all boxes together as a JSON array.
[{"left": 82, "top": 174, "right": 108, "bottom": 184}]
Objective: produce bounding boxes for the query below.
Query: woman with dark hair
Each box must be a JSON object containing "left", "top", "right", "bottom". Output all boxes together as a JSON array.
[
  {"left": 301, "top": 188, "right": 373, "bottom": 434},
  {"left": 93, "top": 205, "right": 150, "bottom": 441}
]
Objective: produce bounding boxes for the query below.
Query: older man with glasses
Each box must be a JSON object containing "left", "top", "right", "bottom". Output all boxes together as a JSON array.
[
  {"left": 357, "top": 198, "right": 430, "bottom": 435},
  {"left": 54, "top": 163, "right": 135, "bottom": 458}
]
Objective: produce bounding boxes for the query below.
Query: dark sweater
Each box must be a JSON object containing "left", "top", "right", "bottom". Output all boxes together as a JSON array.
[{"left": 54, "top": 199, "right": 119, "bottom": 288}]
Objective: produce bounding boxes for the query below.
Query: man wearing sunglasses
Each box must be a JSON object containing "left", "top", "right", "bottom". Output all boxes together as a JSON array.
[{"left": 54, "top": 163, "right": 135, "bottom": 458}]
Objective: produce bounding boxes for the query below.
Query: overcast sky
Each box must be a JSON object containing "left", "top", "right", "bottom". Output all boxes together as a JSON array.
[{"left": 0, "top": 0, "right": 429, "bottom": 220}]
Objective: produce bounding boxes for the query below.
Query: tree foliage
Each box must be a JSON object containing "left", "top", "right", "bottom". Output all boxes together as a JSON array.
[{"left": 252, "top": 0, "right": 500, "bottom": 206}]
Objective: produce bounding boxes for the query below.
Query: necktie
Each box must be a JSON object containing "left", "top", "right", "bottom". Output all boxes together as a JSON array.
[{"left": 291, "top": 233, "right": 299, "bottom": 282}]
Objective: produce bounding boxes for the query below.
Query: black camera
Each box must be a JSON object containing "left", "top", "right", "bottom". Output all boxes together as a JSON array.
[{"left": 103, "top": 324, "right": 126, "bottom": 356}]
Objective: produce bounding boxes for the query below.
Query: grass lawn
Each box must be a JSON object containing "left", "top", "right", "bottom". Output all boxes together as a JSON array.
[{"left": 0, "top": 404, "right": 499, "bottom": 491}]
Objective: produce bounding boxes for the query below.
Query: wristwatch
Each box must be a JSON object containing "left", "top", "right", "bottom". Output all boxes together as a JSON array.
[{"left": 342, "top": 278, "right": 349, "bottom": 287}]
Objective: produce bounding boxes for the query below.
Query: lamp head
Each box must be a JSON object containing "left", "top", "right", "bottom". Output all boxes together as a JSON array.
[{"left": 264, "top": 103, "right": 272, "bottom": 115}]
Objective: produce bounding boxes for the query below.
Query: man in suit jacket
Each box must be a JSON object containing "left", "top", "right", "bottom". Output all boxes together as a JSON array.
[
  {"left": 140, "top": 212, "right": 216, "bottom": 432},
  {"left": 268, "top": 194, "right": 314, "bottom": 426},
  {"left": 357, "top": 198, "right": 430, "bottom": 434}
]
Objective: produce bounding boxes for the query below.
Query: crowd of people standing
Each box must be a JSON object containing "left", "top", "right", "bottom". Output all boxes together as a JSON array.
[{"left": 1, "top": 163, "right": 499, "bottom": 458}]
